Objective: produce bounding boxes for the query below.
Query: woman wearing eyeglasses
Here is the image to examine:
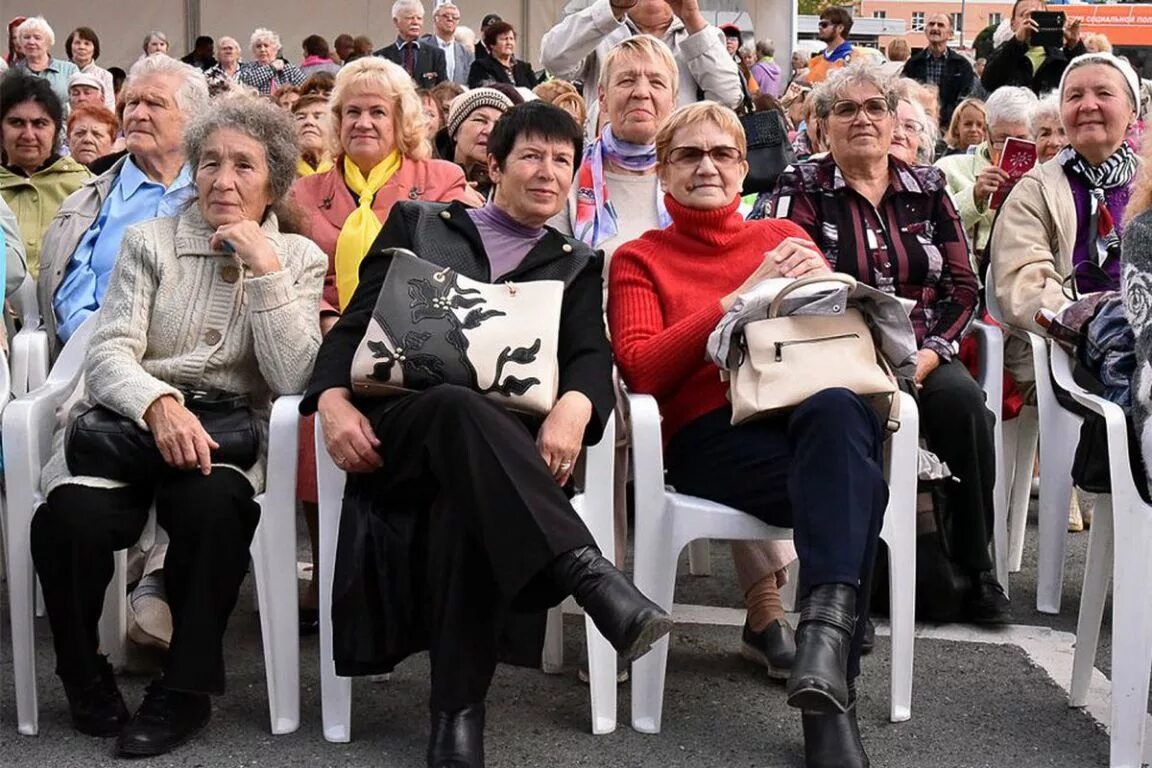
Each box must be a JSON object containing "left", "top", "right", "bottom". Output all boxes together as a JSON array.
[
  {"left": 751, "top": 64, "right": 1007, "bottom": 630},
  {"left": 610, "top": 100, "right": 889, "bottom": 768}
]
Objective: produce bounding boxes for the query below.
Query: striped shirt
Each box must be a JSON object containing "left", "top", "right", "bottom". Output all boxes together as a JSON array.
[{"left": 750, "top": 155, "right": 978, "bottom": 360}]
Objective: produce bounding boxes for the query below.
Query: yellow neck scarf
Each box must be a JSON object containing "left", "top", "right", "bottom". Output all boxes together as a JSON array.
[
  {"left": 296, "top": 157, "right": 334, "bottom": 177},
  {"left": 334, "top": 152, "right": 402, "bottom": 309}
]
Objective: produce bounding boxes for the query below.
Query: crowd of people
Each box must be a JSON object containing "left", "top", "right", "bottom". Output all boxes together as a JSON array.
[{"left": 2, "top": 0, "right": 1151, "bottom": 767}]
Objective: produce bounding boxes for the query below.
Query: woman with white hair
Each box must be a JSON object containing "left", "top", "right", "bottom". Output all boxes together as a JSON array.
[
  {"left": 890, "top": 80, "right": 938, "bottom": 165},
  {"left": 204, "top": 36, "right": 243, "bottom": 92},
  {"left": 12, "top": 16, "right": 78, "bottom": 106},
  {"left": 237, "top": 27, "right": 306, "bottom": 97},
  {"left": 1031, "top": 91, "right": 1067, "bottom": 163},
  {"left": 142, "top": 31, "right": 169, "bottom": 57},
  {"left": 936, "top": 85, "right": 1039, "bottom": 264}
]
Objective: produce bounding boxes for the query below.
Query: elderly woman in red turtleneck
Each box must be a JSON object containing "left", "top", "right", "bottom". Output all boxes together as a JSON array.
[{"left": 608, "top": 101, "right": 887, "bottom": 768}]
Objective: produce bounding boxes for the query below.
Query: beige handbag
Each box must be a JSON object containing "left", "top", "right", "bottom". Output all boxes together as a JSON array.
[
  {"left": 350, "top": 248, "right": 563, "bottom": 416},
  {"left": 728, "top": 273, "right": 898, "bottom": 426}
]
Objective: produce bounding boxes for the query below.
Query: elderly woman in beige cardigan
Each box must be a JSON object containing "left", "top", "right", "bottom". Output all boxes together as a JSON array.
[{"left": 30, "top": 96, "right": 326, "bottom": 758}]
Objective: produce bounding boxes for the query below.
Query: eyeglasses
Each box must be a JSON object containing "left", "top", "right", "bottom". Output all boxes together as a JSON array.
[
  {"left": 818, "top": 20, "right": 834, "bottom": 28},
  {"left": 667, "top": 145, "right": 745, "bottom": 167},
  {"left": 898, "top": 119, "right": 925, "bottom": 135},
  {"left": 829, "top": 97, "right": 892, "bottom": 122}
]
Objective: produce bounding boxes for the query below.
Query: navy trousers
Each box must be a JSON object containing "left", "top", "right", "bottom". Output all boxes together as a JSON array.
[{"left": 664, "top": 388, "right": 888, "bottom": 680}]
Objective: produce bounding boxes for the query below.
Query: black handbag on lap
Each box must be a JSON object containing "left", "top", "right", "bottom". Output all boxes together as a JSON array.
[{"left": 65, "top": 389, "right": 260, "bottom": 483}]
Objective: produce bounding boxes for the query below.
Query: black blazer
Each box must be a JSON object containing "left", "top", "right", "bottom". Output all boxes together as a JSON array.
[
  {"left": 902, "top": 48, "right": 975, "bottom": 127},
  {"left": 375, "top": 39, "right": 448, "bottom": 88},
  {"left": 467, "top": 55, "right": 538, "bottom": 89},
  {"left": 301, "top": 200, "right": 615, "bottom": 446},
  {"left": 981, "top": 37, "right": 1086, "bottom": 96}
]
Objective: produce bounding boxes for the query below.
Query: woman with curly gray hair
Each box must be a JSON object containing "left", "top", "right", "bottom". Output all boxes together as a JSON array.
[{"left": 29, "top": 94, "right": 326, "bottom": 758}]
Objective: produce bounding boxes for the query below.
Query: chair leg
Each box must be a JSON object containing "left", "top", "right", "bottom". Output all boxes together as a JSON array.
[
  {"left": 250, "top": 500, "right": 301, "bottom": 735},
  {"left": 542, "top": 604, "right": 564, "bottom": 674},
  {"left": 1008, "top": 409, "right": 1039, "bottom": 573},
  {"left": 100, "top": 550, "right": 128, "bottom": 671},
  {"left": 6, "top": 502, "right": 40, "bottom": 735},
  {"left": 1036, "top": 391, "right": 1079, "bottom": 615},
  {"left": 687, "top": 539, "right": 712, "bottom": 576},
  {"left": 1070, "top": 495, "right": 1113, "bottom": 707},
  {"left": 630, "top": 513, "right": 678, "bottom": 734},
  {"left": 1109, "top": 497, "right": 1152, "bottom": 768},
  {"left": 316, "top": 427, "right": 352, "bottom": 743}
]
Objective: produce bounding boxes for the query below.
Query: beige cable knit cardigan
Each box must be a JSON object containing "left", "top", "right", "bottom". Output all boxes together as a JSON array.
[{"left": 42, "top": 204, "right": 327, "bottom": 496}]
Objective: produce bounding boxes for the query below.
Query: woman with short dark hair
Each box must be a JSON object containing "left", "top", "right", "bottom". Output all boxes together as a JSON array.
[
  {"left": 467, "top": 20, "right": 537, "bottom": 89},
  {"left": 65, "top": 26, "right": 115, "bottom": 110},
  {"left": 302, "top": 101, "right": 670, "bottom": 767}
]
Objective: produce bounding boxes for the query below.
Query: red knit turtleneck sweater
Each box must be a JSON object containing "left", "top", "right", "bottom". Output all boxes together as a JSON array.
[{"left": 608, "top": 194, "right": 813, "bottom": 440}]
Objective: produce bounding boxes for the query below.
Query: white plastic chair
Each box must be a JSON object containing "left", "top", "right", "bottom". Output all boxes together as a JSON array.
[
  {"left": 1052, "top": 344, "right": 1150, "bottom": 768},
  {"left": 985, "top": 270, "right": 1080, "bottom": 614},
  {"left": 8, "top": 272, "right": 49, "bottom": 397},
  {"left": 628, "top": 390, "right": 920, "bottom": 733},
  {"left": 314, "top": 411, "right": 621, "bottom": 742},
  {"left": 3, "top": 314, "right": 301, "bottom": 736}
]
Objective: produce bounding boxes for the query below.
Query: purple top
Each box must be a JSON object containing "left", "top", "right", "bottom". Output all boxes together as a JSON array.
[
  {"left": 1066, "top": 172, "right": 1127, "bottom": 294},
  {"left": 751, "top": 60, "right": 782, "bottom": 99},
  {"left": 466, "top": 202, "right": 548, "bottom": 281}
]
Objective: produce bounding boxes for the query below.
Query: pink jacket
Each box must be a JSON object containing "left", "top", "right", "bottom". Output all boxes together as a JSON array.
[{"left": 291, "top": 157, "right": 470, "bottom": 314}]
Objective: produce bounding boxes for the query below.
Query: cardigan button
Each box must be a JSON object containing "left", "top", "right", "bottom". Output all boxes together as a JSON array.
[
  {"left": 439, "top": 210, "right": 451, "bottom": 219},
  {"left": 561, "top": 244, "right": 573, "bottom": 253},
  {"left": 221, "top": 265, "right": 240, "bottom": 283},
  {"left": 204, "top": 329, "right": 222, "bottom": 346}
]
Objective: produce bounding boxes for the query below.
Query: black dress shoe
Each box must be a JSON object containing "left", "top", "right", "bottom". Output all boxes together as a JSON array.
[
  {"left": 801, "top": 688, "right": 869, "bottom": 768},
  {"left": 787, "top": 584, "right": 857, "bottom": 714},
  {"left": 427, "top": 703, "right": 485, "bottom": 768},
  {"left": 966, "top": 571, "right": 1011, "bottom": 625},
  {"left": 116, "top": 680, "right": 211, "bottom": 757},
  {"left": 299, "top": 607, "right": 320, "bottom": 636},
  {"left": 740, "top": 619, "right": 796, "bottom": 680},
  {"left": 61, "top": 657, "right": 129, "bottom": 737},
  {"left": 546, "top": 546, "right": 672, "bottom": 662},
  {"left": 861, "top": 618, "right": 875, "bottom": 656}
]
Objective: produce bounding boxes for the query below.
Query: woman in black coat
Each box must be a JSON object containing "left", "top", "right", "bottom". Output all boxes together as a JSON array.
[
  {"left": 467, "top": 21, "right": 537, "bottom": 89},
  {"left": 300, "top": 101, "right": 670, "bottom": 768}
]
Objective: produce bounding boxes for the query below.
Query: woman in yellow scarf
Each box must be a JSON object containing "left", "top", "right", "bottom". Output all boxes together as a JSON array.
[
  {"left": 291, "top": 56, "right": 477, "bottom": 631},
  {"left": 292, "top": 93, "right": 335, "bottom": 177}
]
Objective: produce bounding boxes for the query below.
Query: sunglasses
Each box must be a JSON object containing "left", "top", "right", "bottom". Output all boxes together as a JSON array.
[
  {"left": 667, "top": 145, "right": 745, "bottom": 167},
  {"left": 829, "top": 97, "right": 892, "bottom": 122}
]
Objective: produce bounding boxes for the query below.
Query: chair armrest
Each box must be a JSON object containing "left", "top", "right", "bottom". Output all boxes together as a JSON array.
[
  {"left": 10, "top": 325, "right": 49, "bottom": 396},
  {"left": 626, "top": 392, "right": 667, "bottom": 502},
  {"left": 263, "top": 395, "right": 302, "bottom": 508},
  {"left": 11, "top": 271, "right": 40, "bottom": 330}
]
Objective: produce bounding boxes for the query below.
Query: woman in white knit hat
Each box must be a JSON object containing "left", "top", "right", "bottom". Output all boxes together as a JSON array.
[{"left": 436, "top": 86, "right": 515, "bottom": 198}]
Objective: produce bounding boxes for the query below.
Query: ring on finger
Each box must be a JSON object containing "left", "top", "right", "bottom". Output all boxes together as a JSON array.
[
  {"left": 335, "top": 455, "right": 347, "bottom": 467},
  {"left": 560, "top": 460, "right": 573, "bottom": 470}
]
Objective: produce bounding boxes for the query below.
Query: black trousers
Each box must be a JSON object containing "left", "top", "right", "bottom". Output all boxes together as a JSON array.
[
  {"left": 918, "top": 358, "right": 998, "bottom": 574},
  {"left": 664, "top": 388, "right": 888, "bottom": 681},
  {"left": 30, "top": 470, "right": 260, "bottom": 694},
  {"left": 341, "top": 385, "right": 595, "bottom": 710}
]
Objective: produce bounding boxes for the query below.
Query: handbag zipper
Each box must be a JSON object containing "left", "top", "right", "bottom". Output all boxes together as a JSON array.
[{"left": 774, "top": 333, "right": 860, "bottom": 362}]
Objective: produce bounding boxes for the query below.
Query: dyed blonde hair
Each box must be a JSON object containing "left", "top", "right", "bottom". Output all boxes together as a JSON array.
[
  {"left": 654, "top": 101, "right": 746, "bottom": 166},
  {"left": 328, "top": 56, "right": 431, "bottom": 161},
  {"left": 598, "top": 34, "right": 679, "bottom": 92}
]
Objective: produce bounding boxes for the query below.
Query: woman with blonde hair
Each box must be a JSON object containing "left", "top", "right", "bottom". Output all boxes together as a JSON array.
[
  {"left": 290, "top": 57, "right": 477, "bottom": 625},
  {"left": 944, "top": 97, "right": 988, "bottom": 155}
]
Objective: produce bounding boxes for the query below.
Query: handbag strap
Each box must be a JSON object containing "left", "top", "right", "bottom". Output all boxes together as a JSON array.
[{"left": 767, "top": 273, "right": 859, "bottom": 318}]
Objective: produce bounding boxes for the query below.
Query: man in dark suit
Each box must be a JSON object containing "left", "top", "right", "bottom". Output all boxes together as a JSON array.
[
  {"left": 902, "top": 13, "right": 975, "bottom": 127},
  {"left": 375, "top": 0, "right": 447, "bottom": 88},
  {"left": 421, "top": 2, "right": 473, "bottom": 85}
]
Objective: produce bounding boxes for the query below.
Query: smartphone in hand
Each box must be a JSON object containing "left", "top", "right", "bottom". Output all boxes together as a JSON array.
[{"left": 1030, "top": 11, "right": 1065, "bottom": 48}]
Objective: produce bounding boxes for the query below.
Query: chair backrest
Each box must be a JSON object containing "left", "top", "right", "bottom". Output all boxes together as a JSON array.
[
  {"left": 44, "top": 312, "right": 98, "bottom": 390},
  {"left": 10, "top": 271, "right": 40, "bottom": 330}
]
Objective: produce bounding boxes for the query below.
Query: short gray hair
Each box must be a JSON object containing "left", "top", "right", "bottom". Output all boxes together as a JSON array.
[
  {"left": 184, "top": 95, "right": 299, "bottom": 204},
  {"left": 392, "top": 0, "right": 425, "bottom": 18},
  {"left": 142, "top": 30, "right": 168, "bottom": 52},
  {"left": 434, "top": 2, "right": 460, "bottom": 17},
  {"left": 250, "top": 27, "right": 282, "bottom": 51},
  {"left": 902, "top": 96, "right": 938, "bottom": 164},
  {"left": 126, "top": 54, "right": 210, "bottom": 115},
  {"left": 16, "top": 16, "right": 55, "bottom": 47},
  {"left": 1029, "top": 91, "right": 1061, "bottom": 136},
  {"left": 985, "top": 85, "right": 1039, "bottom": 131},
  {"left": 811, "top": 61, "right": 899, "bottom": 120},
  {"left": 756, "top": 39, "right": 775, "bottom": 58}
]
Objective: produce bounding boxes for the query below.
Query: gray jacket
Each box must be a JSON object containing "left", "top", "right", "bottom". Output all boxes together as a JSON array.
[
  {"left": 37, "top": 155, "right": 128, "bottom": 358},
  {"left": 0, "top": 194, "right": 27, "bottom": 297}
]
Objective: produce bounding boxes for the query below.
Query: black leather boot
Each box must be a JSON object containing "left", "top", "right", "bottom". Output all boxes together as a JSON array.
[
  {"left": 116, "top": 680, "right": 211, "bottom": 757},
  {"left": 786, "top": 583, "right": 857, "bottom": 714},
  {"left": 546, "top": 546, "right": 672, "bottom": 661},
  {"left": 801, "top": 685, "right": 869, "bottom": 768},
  {"left": 61, "top": 656, "right": 129, "bottom": 737},
  {"left": 427, "top": 703, "right": 485, "bottom": 768}
]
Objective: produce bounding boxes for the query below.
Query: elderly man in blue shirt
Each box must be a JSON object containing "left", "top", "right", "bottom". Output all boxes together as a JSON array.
[{"left": 36, "top": 53, "right": 209, "bottom": 655}]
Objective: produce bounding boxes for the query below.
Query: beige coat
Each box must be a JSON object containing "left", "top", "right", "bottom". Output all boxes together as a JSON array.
[
  {"left": 989, "top": 159, "right": 1076, "bottom": 334},
  {"left": 42, "top": 205, "right": 327, "bottom": 496}
]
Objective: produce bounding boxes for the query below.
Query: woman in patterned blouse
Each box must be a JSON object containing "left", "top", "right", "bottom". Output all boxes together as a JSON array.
[{"left": 752, "top": 62, "right": 1008, "bottom": 626}]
